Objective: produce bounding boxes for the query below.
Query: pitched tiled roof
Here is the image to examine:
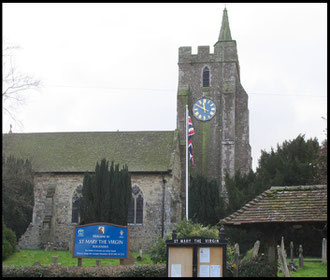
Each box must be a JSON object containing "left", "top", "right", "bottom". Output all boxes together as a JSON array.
[
  {"left": 2, "top": 131, "right": 178, "bottom": 173},
  {"left": 220, "top": 185, "right": 327, "bottom": 225}
]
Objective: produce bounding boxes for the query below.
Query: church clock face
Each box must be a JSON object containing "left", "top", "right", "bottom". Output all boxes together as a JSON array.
[{"left": 193, "top": 98, "right": 216, "bottom": 121}]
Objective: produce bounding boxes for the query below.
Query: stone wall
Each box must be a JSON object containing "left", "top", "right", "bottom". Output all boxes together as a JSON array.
[{"left": 18, "top": 164, "right": 182, "bottom": 252}]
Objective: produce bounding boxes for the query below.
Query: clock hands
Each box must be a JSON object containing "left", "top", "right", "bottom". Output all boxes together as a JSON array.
[{"left": 195, "top": 104, "right": 209, "bottom": 112}]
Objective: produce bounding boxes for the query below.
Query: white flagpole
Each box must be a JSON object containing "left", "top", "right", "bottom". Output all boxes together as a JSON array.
[{"left": 185, "top": 105, "right": 189, "bottom": 220}]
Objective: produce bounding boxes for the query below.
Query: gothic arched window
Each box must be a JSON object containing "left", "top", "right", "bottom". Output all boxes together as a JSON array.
[
  {"left": 202, "top": 66, "right": 210, "bottom": 87},
  {"left": 128, "top": 185, "right": 143, "bottom": 225},
  {"left": 72, "top": 185, "right": 82, "bottom": 224}
]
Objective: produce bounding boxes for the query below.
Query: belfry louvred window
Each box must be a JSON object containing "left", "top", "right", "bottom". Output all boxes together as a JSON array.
[
  {"left": 203, "top": 66, "right": 210, "bottom": 87},
  {"left": 128, "top": 186, "right": 144, "bottom": 225}
]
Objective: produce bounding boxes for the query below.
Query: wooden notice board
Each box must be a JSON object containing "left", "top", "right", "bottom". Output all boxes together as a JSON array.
[
  {"left": 166, "top": 234, "right": 227, "bottom": 277},
  {"left": 168, "top": 247, "right": 193, "bottom": 277},
  {"left": 197, "top": 247, "right": 223, "bottom": 277}
]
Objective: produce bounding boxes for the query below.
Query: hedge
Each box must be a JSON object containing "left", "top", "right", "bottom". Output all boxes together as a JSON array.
[{"left": 2, "top": 264, "right": 167, "bottom": 277}]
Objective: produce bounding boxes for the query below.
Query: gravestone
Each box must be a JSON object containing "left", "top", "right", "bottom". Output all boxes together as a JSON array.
[
  {"left": 281, "top": 236, "right": 287, "bottom": 260},
  {"left": 233, "top": 243, "right": 239, "bottom": 277},
  {"left": 277, "top": 245, "right": 290, "bottom": 277},
  {"left": 51, "top": 256, "right": 58, "bottom": 266},
  {"left": 298, "top": 245, "right": 304, "bottom": 268},
  {"left": 322, "top": 238, "right": 327, "bottom": 264},
  {"left": 136, "top": 248, "right": 143, "bottom": 261},
  {"left": 252, "top": 240, "right": 260, "bottom": 258},
  {"left": 288, "top": 241, "right": 297, "bottom": 271}
]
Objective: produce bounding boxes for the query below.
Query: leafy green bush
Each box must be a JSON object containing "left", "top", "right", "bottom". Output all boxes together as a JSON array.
[
  {"left": 148, "top": 237, "right": 168, "bottom": 264},
  {"left": 3, "top": 221, "right": 17, "bottom": 260},
  {"left": 118, "top": 264, "right": 166, "bottom": 277},
  {"left": 173, "top": 219, "right": 219, "bottom": 238},
  {"left": 149, "top": 219, "right": 219, "bottom": 264},
  {"left": 2, "top": 264, "right": 166, "bottom": 277},
  {"left": 2, "top": 265, "right": 131, "bottom": 277},
  {"left": 238, "top": 255, "right": 276, "bottom": 277},
  {"left": 241, "top": 246, "right": 254, "bottom": 262}
]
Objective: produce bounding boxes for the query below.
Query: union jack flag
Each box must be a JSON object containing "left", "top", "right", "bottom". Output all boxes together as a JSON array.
[{"left": 188, "top": 115, "right": 195, "bottom": 165}]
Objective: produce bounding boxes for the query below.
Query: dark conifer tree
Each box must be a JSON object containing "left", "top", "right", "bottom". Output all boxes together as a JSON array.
[
  {"left": 2, "top": 155, "right": 34, "bottom": 240},
  {"left": 189, "top": 174, "right": 224, "bottom": 226},
  {"left": 79, "top": 159, "right": 132, "bottom": 226}
]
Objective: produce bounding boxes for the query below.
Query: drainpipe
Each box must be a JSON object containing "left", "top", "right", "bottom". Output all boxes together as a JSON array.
[{"left": 161, "top": 173, "right": 167, "bottom": 238}]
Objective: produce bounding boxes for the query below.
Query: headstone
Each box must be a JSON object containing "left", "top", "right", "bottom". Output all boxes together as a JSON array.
[
  {"left": 298, "top": 245, "right": 303, "bottom": 268},
  {"left": 322, "top": 238, "right": 327, "bottom": 264},
  {"left": 137, "top": 248, "right": 143, "bottom": 261},
  {"left": 32, "top": 261, "right": 42, "bottom": 266},
  {"left": 51, "top": 256, "right": 58, "bottom": 266},
  {"left": 288, "top": 241, "right": 297, "bottom": 271},
  {"left": 277, "top": 245, "right": 290, "bottom": 277},
  {"left": 281, "top": 236, "right": 287, "bottom": 260},
  {"left": 44, "top": 242, "right": 53, "bottom": 251},
  {"left": 252, "top": 240, "right": 260, "bottom": 258},
  {"left": 233, "top": 243, "right": 239, "bottom": 277}
]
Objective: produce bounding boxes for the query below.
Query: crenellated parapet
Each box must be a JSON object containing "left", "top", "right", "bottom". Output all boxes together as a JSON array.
[{"left": 178, "top": 41, "right": 238, "bottom": 65}]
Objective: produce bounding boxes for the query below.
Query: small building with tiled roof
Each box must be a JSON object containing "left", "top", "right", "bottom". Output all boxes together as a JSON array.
[
  {"left": 220, "top": 185, "right": 327, "bottom": 225},
  {"left": 3, "top": 131, "right": 183, "bottom": 251},
  {"left": 220, "top": 185, "right": 327, "bottom": 272}
]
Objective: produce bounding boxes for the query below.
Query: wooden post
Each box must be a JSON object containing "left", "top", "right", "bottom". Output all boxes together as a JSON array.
[
  {"left": 51, "top": 256, "right": 58, "bottom": 266},
  {"left": 277, "top": 245, "right": 290, "bottom": 277},
  {"left": 299, "top": 245, "right": 303, "bottom": 268},
  {"left": 233, "top": 243, "right": 239, "bottom": 277},
  {"left": 78, "top": 257, "right": 82, "bottom": 267},
  {"left": 96, "top": 259, "right": 101, "bottom": 266},
  {"left": 252, "top": 240, "right": 260, "bottom": 258},
  {"left": 322, "top": 238, "right": 327, "bottom": 264}
]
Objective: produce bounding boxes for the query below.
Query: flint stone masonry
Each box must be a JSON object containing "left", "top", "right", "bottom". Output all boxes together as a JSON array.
[{"left": 19, "top": 166, "right": 182, "bottom": 252}]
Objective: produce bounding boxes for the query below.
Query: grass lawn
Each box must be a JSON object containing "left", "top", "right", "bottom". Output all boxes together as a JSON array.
[
  {"left": 2, "top": 249, "right": 153, "bottom": 267},
  {"left": 278, "top": 258, "right": 327, "bottom": 277}
]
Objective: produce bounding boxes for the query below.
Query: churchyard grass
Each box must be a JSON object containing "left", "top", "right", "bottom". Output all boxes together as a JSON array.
[
  {"left": 2, "top": 249, "right": 153, "bottom": 267},
  {"left": 278, "top": 258, "right": 327, "bottom": 277}
]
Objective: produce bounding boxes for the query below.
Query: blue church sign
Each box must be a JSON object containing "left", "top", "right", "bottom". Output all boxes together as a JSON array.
[{"left": 72, "top": 223, "right": 128, "bottom": 258}]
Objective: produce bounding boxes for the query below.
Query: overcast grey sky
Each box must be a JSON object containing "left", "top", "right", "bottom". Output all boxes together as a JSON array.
[{"left": 2, "top": 3, "right": 327, "bottom": 170}]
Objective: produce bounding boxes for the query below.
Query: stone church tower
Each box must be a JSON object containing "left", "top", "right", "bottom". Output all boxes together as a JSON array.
[{"left": 177, "top": 8, "right": 252, "bottom": 200}]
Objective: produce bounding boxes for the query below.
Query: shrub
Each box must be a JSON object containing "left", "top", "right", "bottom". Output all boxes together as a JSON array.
[
  {"left": 149, "top": 237, "right": 168, "bottom": 264},
  {"left": 149, "top": 219, "right": 219, "bottom": 264},
  {"left": 2, "top": 221, "right": 17, "bottom": 260},
  {"left": 238, "top": 255, "right": 276, "bottom": 277}
]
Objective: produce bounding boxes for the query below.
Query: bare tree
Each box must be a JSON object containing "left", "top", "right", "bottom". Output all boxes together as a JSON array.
[{"left": 2, "top": 45, "right": 41, "bottom": 128}]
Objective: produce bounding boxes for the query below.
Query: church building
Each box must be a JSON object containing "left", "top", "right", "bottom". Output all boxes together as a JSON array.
[{"left": 2, "top": 8, "right": 251, "bottom": 252}]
